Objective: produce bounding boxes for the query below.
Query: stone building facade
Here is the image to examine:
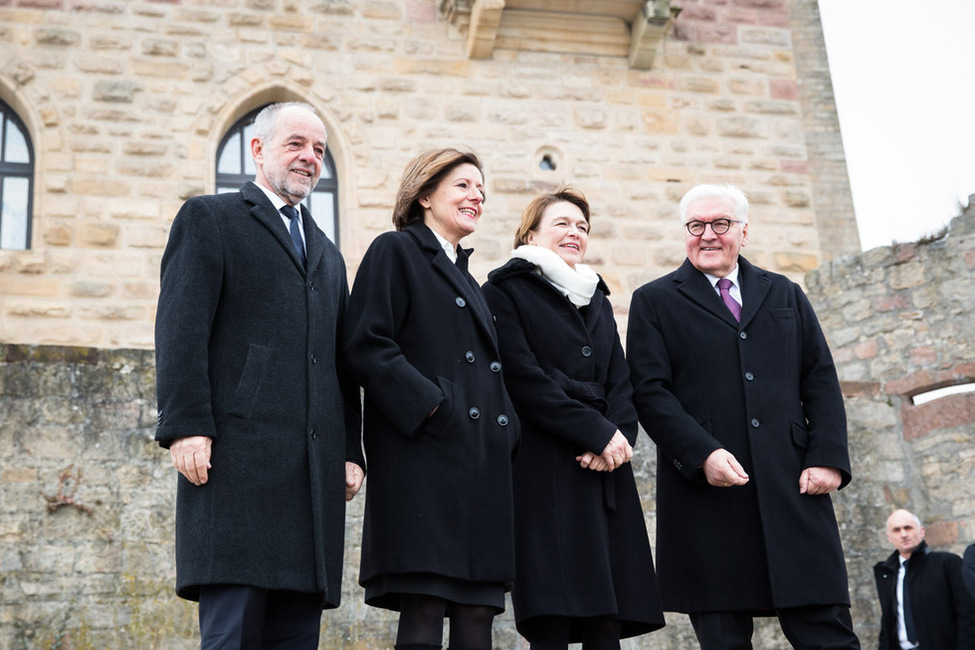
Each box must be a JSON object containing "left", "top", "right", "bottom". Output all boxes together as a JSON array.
[
  {"left": 9, "top": 0, "right": 962, "bottom": 648},
  {"left": 0, "top": 0, "right": 856, "bottom": 349}
]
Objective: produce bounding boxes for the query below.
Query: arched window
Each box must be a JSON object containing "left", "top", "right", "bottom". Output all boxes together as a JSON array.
[
  {"left": 216, "top": 106, "right": 339, "bottom": 246},
  {"left": 0, "top": 101, "right": 33, "bottom": 250}
]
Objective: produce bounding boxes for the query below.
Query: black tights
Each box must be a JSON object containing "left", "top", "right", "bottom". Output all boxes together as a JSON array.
[
  {"left": 528, "top": 615, "right": 622, "bottom": 650},
  {"left": 396, "top": 593, "right": 496, "bottom": 650}
]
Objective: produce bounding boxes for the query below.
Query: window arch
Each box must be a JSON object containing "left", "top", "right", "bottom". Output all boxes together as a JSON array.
[
  {"left": 0, "top": 100, "right": 34, "bottom": 250},
  {"left": 216, "top": 105, "right": 339, "bottom": 246}
]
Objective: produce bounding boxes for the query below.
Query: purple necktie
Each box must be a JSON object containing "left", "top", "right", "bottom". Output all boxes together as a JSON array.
[{"left": 717, "top": 277, "right": 740, "bottom": 322}]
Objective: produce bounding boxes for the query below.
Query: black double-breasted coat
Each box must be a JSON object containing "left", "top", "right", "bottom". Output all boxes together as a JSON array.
[
  {"left": 344, "top": 223, "right": 519, "bottom": 608},
  {"left": 627, "top": 256, "right": 852, "bottom": 613},
  {"left": 482, "top": 258, "right": 664, "bottom": 640},
  {"left": 874, "top": 541, "right": 975, "bottom": 650},
  {"left": 155, "top": 182, "right": 363, "bottom": 607}
]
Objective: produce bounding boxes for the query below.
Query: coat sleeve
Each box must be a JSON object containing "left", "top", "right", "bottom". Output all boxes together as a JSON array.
[
  {"left": 794, "top": 284, "right": 852, "bottom": 486},
  {"left": 626, "top": 285, "right": 723, "bottom": 481},
  {"left": 343, "top": 235, "right": 443, "bottom": 438},
  {"left": 601, "top": 301, "right": 640, "bottom": 446},
  {"left": 154, "top": 197, "right": 224, "bottom": 447},
  {"left": 483, "top": 281, "right": 617, "bottom": 455},
  {"left": 947, "top": 553, "right": 975, "bottom": 649},
  {"left": 335, "top": 270, "right": 365, "bottom": 468}
]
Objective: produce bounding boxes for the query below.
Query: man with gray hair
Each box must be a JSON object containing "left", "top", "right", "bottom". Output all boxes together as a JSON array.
[
  {"left": 628, "top": 183, "right": 859, "bottom": 648},
  {"left": 874, "top": 508, "right": 975, "bottom": 649},
  {"left": 155, "top": 102, "right": 364, "bottom": 647}
]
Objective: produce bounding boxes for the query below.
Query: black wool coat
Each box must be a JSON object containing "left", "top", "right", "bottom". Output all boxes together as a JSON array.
[
  {"left": 155, "top": 182, "right": 363, "bottom": 607},
  {"left": 874, "top": 541, "right": 975, "bottom": 650},
  {"left": 344, "top": 223, "right": 519, "bottom": 606},
  {"left": 627, "top": 257, "right": 852, "bottom": 613},
  {"left": 483, "top": 258, "right": 664, "bottom": 641}
]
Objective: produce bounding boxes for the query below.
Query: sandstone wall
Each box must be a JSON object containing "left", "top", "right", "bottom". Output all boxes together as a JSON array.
[
  {"left": 0, "top": 0, "right": 856, "bottom": 349},
  {"left": 3, "top": 206, "right": 972, "bottom": 648}
]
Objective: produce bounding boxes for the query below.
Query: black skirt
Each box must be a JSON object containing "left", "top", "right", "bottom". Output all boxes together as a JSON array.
[{"left": 364, "top": 572, "right": 506, "bottom": 614}]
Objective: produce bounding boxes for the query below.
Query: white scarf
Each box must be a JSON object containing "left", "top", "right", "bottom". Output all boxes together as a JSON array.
[{"left": 511, "top": 245, "right": 599, "bottom": 307}]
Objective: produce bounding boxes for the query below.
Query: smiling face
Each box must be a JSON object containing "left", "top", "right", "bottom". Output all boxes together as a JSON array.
[
  {"left": 886, "top": 509, "right": 925, "bottom": 559},
  {"left": 527, "top": 200, "right": 590, "bottom": 268},
  {"left": 252, "top": 105, "right": 327, "bottom": 206},
  {"left": 684, "top": 196, "right": 748, "bottom": 278},
  {"left": 418, "top": 162, "right": 484, "bottom": 246}
]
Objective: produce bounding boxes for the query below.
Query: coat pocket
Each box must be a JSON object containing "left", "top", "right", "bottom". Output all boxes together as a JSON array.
[
  {"left": 421, "top": 376, "right": 455, "bottom": 438},
  {"left": 228, "top": 344, "right": 270, "bottom": 418}
]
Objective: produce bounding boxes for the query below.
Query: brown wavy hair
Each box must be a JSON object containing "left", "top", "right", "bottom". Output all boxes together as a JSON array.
[
  {"left": 392, "top": 148, "right": 484, "bottom": 231},
  {"left": 512, "top": 186, "right": 591, "bottom": 248}
]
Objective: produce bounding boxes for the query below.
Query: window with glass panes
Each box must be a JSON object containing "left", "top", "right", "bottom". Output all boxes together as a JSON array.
[
  {"left": 0, "top": 102, "right": 34, "bottom": 250},
  {"left": 216, "top": 106, "right": 339, "bottom": 245}
]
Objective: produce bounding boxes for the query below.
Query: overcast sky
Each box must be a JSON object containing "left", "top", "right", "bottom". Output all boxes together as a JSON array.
[{"left": 818, "top": 0, "right": 975, "bottom": 251}]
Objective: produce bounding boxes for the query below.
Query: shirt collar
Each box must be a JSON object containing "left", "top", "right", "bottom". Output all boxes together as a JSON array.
[
  {"left": 431, "top": 229, "right": 458, "bottom": 263},
  {"left": 704, "top": 264, "right": 741, "bottom": 290}
]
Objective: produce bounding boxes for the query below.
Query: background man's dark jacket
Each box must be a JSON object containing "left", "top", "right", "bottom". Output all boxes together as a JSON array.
[
  {"left": 627, "top": 256, "right": 852, "bottom": 613},
  {"left": 155, "top": 182, "right": 363, "bottom": 607},
  {"left": 874, "top": 540, "right": 975, "bottom": 650}
]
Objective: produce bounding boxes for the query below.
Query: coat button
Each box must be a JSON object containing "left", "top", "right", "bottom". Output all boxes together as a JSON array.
[
  {"left": 465, "top": 351, "right": 475, "bottom": 363},
  {"left": 311, "top": 354, "right": 317, "bottom": 364},
  {"left": 309, "top": 282, "right": 316, "bottom": 291},
  {"left": 497, "top": 414, "right": 509, "bottom": 426},
  {"left": 740, "top": 331, "right": 747, "bottom": 340},
  {"left": 455, "top": 296, "right": 466, "bottom": 307},
  {"left": 744, "top": 371, "right": 754, "bottom": 381},
  {"left": 468, "top": 407, "right": 480, "bottom": 420},
  {"left": 750, "top": 418, "right": 760, "bottom": 428},
  {"left": 581, "top": 346, "right": 592, "bottom": 357},
  {"left": 673, "top": 459, "right": 683, "bottom": 470},
  {"left": 490, "top": 361, "right": 502, "bottom": 372},
  {"left": 310, "top": 429, "right": 317, "bottom": 439}
]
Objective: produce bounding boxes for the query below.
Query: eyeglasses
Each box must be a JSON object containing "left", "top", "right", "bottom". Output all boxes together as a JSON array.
[{"left": 685, "top": 218, "right": 743, "bottom": 236}]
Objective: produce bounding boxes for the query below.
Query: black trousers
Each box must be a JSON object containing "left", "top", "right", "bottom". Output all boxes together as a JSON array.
[
  {"left": 198, "top": 585, "right": 322, "bottom": 650},
  {"left": 689, "top": 605, "right": 860, "bottom": 650}
]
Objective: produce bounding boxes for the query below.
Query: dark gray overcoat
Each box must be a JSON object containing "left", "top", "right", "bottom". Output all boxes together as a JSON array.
[
  {"left": 483, "top": 258, "right": 664, "bottom": 641},
  {"left": 627, "top": 256, "right": 852, "bottom": 613},
  {"left": 343, "top": 223, "right": 519, "bottom": 607},
  {"left": 155, "top": 181, "right": 363, "bottom": 607}
]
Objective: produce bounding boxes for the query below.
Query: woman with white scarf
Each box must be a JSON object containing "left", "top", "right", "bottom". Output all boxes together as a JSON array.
[{"left": 483, "top": 188, "right": 664, "bottom": 649}]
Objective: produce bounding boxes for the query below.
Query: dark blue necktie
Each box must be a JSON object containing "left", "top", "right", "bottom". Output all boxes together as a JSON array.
[
  {"left": 902, "top": 561, "right": 918, "bottom": 643},
  {"left": 280, "top": 205, "right": 306, "bottom": 266}
]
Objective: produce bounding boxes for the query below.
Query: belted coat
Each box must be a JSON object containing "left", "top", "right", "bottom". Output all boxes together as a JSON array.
[
  {"left": 483, "top": 258, "right": 664, "bottom": 641},
  {"left": 344, "top": 223, "right": 519, "bottom": 606},
  {"left": 155, "top": 182, "right": 363, "bottom": 607},
  {"left": 627, "top": 256, "right": 852, "bottom": 613}
]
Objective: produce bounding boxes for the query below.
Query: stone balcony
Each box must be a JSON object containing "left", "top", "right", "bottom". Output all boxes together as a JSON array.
[{"left": 439, "top": 0, "right": 681, "bottom": 69}]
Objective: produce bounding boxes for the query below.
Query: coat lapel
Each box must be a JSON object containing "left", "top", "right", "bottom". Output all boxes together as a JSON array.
[
  {"left": 240, "top": 182, "right": 308, "bottom": 275},
  {"left": 673, "top": 258, "right": 739, "bottom": 328},
  {"left": 407, "top": 223, "right": 497, "bottom": 344},
  {"left": 736, "top": 257, "right": 771, "bottom": 329}
]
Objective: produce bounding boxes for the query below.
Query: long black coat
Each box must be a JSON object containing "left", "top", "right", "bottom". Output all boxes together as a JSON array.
[
  {"left": 483, "top": 258, "right": 664, "bottom": 641},
  {"left": 874, "top": 541, "right": 975, "bottom": 650},
  {"left": 627, "top": 256, "right": 852, "bottom": 613},
  {"left": 155, "top": 182, "right": 363, "bottom": 607},
  {"left": 344, "top": 223, "right": 519, "bottom": 605}
]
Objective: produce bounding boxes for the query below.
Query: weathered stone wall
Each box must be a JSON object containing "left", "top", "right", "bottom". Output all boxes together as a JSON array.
[
  {"left": 0, "top": 0, "right": 856, "bottom": 349},
  {"left": 3, "top": 206, "right": 973, "bottom": 648}
]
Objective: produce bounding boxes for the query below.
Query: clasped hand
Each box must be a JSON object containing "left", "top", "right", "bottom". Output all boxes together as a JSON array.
[{"left": 575, "top": 430, "right": 633, "bottom": 472}]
